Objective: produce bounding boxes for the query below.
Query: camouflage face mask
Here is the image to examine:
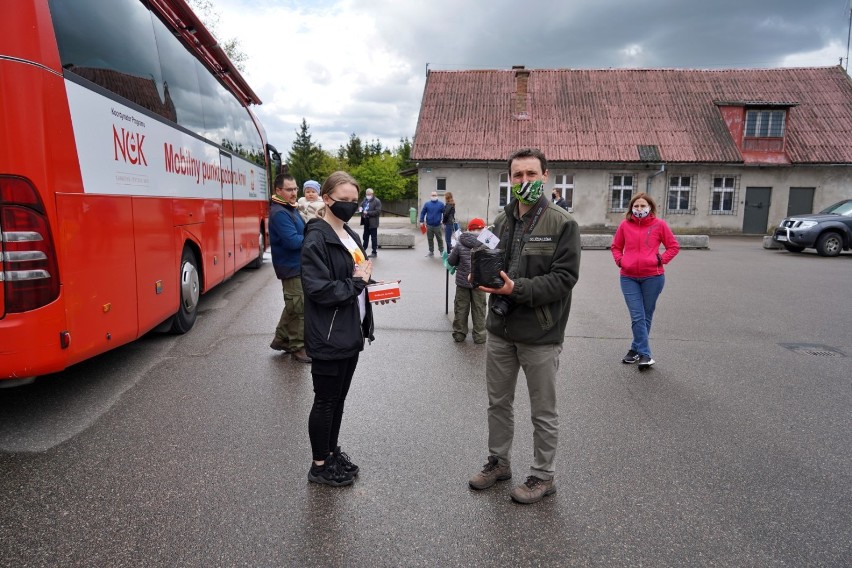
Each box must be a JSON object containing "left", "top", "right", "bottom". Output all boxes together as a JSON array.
[{"left": 510, "top": 180, "right": 544, "bottom": 205}]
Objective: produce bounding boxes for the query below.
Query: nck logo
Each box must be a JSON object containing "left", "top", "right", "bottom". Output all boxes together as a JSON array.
[{"left": 113, "top": 125, "right": 148, "bottom": 166}]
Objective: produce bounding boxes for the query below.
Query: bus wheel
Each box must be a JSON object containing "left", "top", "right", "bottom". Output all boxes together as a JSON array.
[
  {"left": 247, "top": 227, "right": 264, "bottom": 269},
  {"left": 170, "top": 247, "right": 200, "bottom": 333}
]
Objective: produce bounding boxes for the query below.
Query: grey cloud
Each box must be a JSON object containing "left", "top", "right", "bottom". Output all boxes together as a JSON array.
[
  {"left": 369, "top": 0, "right": 849, "bottom": 70},
  {"left": 257, "top": 0, "right": 851, "bottom": 156}
]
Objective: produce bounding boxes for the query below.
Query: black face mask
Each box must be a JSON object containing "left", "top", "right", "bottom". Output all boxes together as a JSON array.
[{"left": 327, "top": 198, "right": 359, "bottom": 222}]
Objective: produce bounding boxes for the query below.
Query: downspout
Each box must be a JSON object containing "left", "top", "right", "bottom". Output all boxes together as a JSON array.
[{"left": 645, "top": 163, "right": 666, "bottom": 196}]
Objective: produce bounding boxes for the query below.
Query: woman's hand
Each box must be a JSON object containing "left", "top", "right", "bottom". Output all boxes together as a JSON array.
[{"left": 353, "top": 259, "right": 373, "bottom": 281}]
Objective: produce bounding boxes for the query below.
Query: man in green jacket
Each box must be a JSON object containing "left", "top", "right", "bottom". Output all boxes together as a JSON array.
[{"left": 468, "top": 148, "right": 581, "bottom": 504}]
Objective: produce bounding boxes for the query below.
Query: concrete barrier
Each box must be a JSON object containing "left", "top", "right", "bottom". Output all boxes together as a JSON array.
[
  {"left": 377, "top": 230, "right": 415, "bottom": 249},
  {"left": 374, "top": 225, "right": 709, "bottom": 251},
  {"left": 675, "top": 235, "right": 710, "bottom": 249},
  {"left": 581, "top": 234, "right": 614, "bottom": 249},
  {"left": 580, "top": 234, "right": 710, "bottom": 250}
]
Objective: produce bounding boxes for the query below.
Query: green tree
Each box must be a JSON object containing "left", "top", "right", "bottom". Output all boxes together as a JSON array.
[
  {"left": 394, "top": 137, "right": 418, "bottom": 198},
  {"left": 353, "top": 154, "right": 407, "bottom": 201},
  {"left": 364, "top": 139, "right": 384, "bottom": 159},
  {"left": 287, "top": 119, "right": 323, "bottom": 188},
  {"left": 315, "top": 149, "right": 347, "bottom": 183},
  {"left": 396, "top": 137, "right": 412, "bottom": 162},
  {"left": 341, "top": 133, "right": 365, "bottom": 167}
]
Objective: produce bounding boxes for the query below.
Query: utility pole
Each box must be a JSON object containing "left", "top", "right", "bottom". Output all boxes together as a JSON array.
[{"left": 846, "top": 5, "right": 851, "bottom": 70}]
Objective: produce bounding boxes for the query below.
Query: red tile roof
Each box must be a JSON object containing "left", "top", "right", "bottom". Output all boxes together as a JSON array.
[{"left": 411, "top": 66, "right": 852, "bottom": 165}]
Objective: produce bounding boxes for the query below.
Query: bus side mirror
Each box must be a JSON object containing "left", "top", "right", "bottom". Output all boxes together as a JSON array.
[{"left": 266, "top": 143, "right": 281, "bottom": 171}]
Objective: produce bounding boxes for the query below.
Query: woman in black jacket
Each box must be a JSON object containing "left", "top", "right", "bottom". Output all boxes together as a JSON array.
[
  {"left": 301, "top": 171, "right": 374, "bottom": 487},
  {"left": 442, "top": 191, "right": 456, "bottom": 250}
]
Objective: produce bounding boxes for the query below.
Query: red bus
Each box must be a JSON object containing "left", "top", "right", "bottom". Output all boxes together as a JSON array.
[{"left": 0, "top": 0, "right": 280, "bottom": 383}]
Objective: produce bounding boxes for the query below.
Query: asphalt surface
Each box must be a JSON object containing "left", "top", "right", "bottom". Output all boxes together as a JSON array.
[{"left": 0, "top": 219, "right": 850, "bottom": 567}]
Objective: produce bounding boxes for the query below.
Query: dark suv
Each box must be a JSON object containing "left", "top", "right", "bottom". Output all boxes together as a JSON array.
[{"left": 773, "top": 199, "right": 852, "bottom": 256}]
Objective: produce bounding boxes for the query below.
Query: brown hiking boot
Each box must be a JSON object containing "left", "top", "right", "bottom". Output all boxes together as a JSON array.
[
  {"left": 270, "top": 337, "right": 292, "bottom": 352},
  {"left": 292, "top": 348, "right": 312, "bottom": 363},
  {"left": 509, "top": 475, "right": 556, "bottom": 504},
  {"left": 469, "top": 455, "right": 511, "bottom": 490}
]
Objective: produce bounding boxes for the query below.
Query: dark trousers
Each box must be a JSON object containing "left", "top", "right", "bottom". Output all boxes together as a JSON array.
[
  {"left": 362, "top": 226, "right": 378, "bottom": 254},
  {"left": 308, "top": 354, "right": 359, "bottom": 461}
]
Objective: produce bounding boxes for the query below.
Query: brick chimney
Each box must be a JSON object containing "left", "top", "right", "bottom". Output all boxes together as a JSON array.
[{"left": 513, "top": 65, "right": 530, "bottom": 119}]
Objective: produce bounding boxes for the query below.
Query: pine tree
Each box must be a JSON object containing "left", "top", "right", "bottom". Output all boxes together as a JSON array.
[
  {"left": 287, "top": 119, "right": 322, "bottom": 187},
  {"left": 343, "top": 133, "right": 365, "bottom": 167}
]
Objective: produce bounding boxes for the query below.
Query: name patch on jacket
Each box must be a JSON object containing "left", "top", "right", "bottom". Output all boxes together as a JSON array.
[{"left": 525, "top": 235, "right": 554, "bottom": 243}]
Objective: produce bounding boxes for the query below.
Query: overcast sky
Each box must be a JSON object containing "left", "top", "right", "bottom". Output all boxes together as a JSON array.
[{"left": 214, "top": 0, "right": 852, "bottom": 155}]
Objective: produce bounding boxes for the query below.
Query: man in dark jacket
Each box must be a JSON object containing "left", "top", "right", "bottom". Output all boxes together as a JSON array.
[
  {"left": 467, "top": 148, "right": 581, "bottom": 505},
  {"left": 269, "top": 173, "right": 310, "bottom": 363},
  {"left": 552, "top": 188, "right": 570, "bottom": 211},
  {"left": 359, "top": 188, "right": 382, "bottom": 258}
]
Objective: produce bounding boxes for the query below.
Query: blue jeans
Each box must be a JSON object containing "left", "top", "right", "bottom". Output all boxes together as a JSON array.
[{"left": 620, "top": 275, "right": 665, "bottom": 358}]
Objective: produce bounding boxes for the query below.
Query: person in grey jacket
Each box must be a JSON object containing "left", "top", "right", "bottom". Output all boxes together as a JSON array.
[
  {"left": 467, "top": 148, "right": 581, "bottom": 505},
  {"left": 447, "top": 217, "right": 487, "bottom": 344},
  {"left": 359, "top": 187, "right": 382, "bottom": 258}
]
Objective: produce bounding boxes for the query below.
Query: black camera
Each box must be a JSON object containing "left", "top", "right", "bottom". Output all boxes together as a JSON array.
[{"left": 490, "top": 295, "right": 513, "bottom": 317}]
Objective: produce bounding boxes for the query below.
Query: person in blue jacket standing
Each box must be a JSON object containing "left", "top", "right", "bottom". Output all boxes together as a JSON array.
[
  {"left": 269, "top": 173, "right": 310, "bottom": 363},
  {"left": 419, "top": 191, "right": 446, "bottom": 256}
]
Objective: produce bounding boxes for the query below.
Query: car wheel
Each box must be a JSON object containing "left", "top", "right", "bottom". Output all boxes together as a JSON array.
[
  {"left": 783, "top": 243, "right": 805, "bottom": 253},
  {"left": 815, "top": 231, "right": 842, "bottom": 257},
  {"left": 170, "top": 247, "right": 200, "bottom": 333}
]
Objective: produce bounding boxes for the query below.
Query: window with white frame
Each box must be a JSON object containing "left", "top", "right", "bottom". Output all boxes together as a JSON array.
[
  {"left": 553, "top": 173, "right": 574, "bottom": 209},
  {"left": 436, "top": 177, "right": 447, "bottom": 192},
  {"left": 745, "top": 110, "right": 785, "bottom": 138},
  {"left": 610, "top": 174, "right": 634, "bottom": 211},
  {"left": 710, "top": 175, "right": 739, "bottom": 214},
  {"left": 667, "top": 175, "right": 695, "bottom": 213},
  {"left": 498, "top": 172, "right": 510, "bottom": 207}
]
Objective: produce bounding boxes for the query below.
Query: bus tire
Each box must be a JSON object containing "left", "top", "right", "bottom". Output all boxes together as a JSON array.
[
  {"left": 247, "top": 227, "right": 264, "bottom": 269},
  {"left": 170, "top": 247, "right": 200, "bottom": 334}
]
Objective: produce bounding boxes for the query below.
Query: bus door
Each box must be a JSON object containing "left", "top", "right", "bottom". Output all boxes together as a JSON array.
[{"left": 220, "top": 151, "right": 236, "bottom": 277}]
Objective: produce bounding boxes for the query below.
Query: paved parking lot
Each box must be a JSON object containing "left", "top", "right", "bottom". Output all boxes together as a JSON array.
[{"left": 0, "top": 223, "right": 849, "bottom": 567}]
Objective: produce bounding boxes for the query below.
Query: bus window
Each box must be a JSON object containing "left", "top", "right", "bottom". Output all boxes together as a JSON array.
[
  {"left": 151, "top": 15, "right": 205, "bottom": 136},
  {"left": 48, "top": 0, "right": 172, "bottom": 121},
  {"left": 197, "top": 62, "right": 236, "bottom": 149}
]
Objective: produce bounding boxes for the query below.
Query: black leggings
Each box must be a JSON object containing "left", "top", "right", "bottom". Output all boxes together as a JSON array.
[{"left": 308, "top": 354, "right": 359, "bottom": 461}]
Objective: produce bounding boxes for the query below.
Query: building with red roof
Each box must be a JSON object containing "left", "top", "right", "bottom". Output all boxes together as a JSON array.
[{"left": 411, "top": 65, "right": 852, "bottom": 234}]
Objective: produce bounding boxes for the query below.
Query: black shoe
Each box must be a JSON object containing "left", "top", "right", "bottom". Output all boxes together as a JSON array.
[
  {"left": 369, "top": 252, "right": 377, "bottom": 258},
  {"left": 426, "top": 252, "right": 434, "bottom": 257},
  {"left": 637, "top": 355, "right": 655, "bottom": 370},
  {"left": 333, "top": 446, "right": 359, "bottom": 477},
  {"left": 308, "top": 460, "right": 354, "bottom": 487},
  {"left": 622, "top": 349, "right": 640, "bottom": 364}
]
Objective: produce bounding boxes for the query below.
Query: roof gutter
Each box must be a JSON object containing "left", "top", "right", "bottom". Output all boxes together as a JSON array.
[{"left": 645, "top": 163, "right": 666, "bottom": 196}]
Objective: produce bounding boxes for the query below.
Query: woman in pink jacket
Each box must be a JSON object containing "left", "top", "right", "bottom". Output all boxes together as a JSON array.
[{"left": 611, "top": 193, "right": 679, "bottom": 370}]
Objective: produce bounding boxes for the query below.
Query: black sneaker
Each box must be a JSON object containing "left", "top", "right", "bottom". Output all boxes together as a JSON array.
[
  {"left": 308, "top": 460, "right": 354, "bottom": 487},
  {"left": 637, "top": 355, "right": 655, "bottom": 370},
  {"left": 622, "top": 349, "right": 640, "bottom": 364},
  {"left": 333, "top": 446, "right": 359, "bottom": 477}
]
